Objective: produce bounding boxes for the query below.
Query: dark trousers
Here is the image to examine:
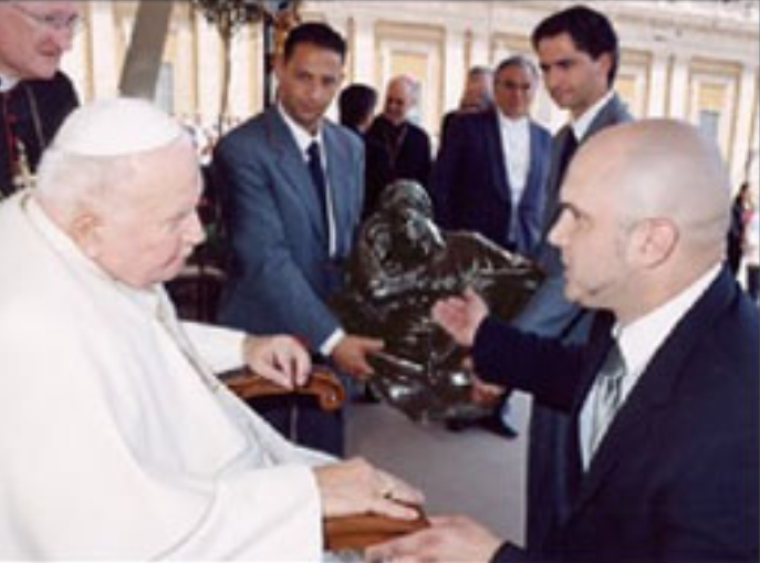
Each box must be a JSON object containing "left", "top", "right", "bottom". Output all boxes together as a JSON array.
[{"left": 246, "top": 394, "right": 344, "bottom": 457}]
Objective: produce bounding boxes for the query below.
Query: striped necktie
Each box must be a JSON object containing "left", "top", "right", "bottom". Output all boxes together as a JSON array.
[{"left": 588, "top": 341, "right": 627, "bottom": 457}]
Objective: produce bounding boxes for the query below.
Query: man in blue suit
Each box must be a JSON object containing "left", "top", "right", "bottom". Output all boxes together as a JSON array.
[
  {"left": 368, "top": 119, "right": 759, "bottom": 563},
  {"left": 213, "top": 22, "right": 382, "bottom": 456},
  {"left": 431, "top": 56, "right": 551, "bottom": 259}
]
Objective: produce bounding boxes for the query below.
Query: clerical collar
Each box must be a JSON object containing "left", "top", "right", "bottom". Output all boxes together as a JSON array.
[
  {"left": 0, "top": 73, "right": 20, "bottom": 93},
  {"left": 571, "top": 90, "right": 614, "bottom": 142}
]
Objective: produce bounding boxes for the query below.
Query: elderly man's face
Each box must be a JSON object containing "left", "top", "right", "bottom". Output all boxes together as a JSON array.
[
  {"left": 0, "top": 1, "right": 79, "bottom": 80},
  {"left": 93, "top": 140, "right": 206, "bottom": 289},
  {"left": 494, "top": 64, "right": 536, "bottom": 119},
  {"left": 384, "top": 80, "right": 414, "bottom": 126}
]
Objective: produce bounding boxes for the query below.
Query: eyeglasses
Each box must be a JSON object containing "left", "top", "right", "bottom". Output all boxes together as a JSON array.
[{"left": 12, "top": 3, "right": 82, "bottom": 35}]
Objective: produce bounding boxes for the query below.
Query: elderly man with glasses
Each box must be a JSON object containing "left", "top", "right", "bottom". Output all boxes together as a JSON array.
[{"left": 0, "top": 1, "right": 80, "bottom": 197}]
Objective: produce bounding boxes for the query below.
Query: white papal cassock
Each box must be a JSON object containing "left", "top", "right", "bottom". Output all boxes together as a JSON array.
[{"left": 0, "top": 191, "right": 330, "bottom": 560}]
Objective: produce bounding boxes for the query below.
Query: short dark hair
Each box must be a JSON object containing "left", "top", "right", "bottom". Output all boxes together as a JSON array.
[
  {"left": 339, "top": 84, "right": 378, "bottom": 129},
  {"left": 531, "top": 5, "right": 619, "bottom": 86},
  {"left": 283, "top": 22, "right": 347, "bottom": 63}
]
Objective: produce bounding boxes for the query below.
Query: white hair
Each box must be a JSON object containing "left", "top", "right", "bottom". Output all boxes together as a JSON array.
[{"left": 36, "top": 98, "right": 189, "bottom": 221}]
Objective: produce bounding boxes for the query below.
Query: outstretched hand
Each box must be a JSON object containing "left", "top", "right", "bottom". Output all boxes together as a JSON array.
[
  {"left": 331, "top": 334, "right": 384, "bottom": 379},
  {"left": 431, "top": 287, "right": 489, "bottom": 347}
]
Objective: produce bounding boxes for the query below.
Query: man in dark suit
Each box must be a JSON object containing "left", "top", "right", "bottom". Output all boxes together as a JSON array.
[
  {"left": 368, "top": 119, "right": 759, "bottom": 563},
  {"left": 0, "top": 1, "right": 79, "bottom": 197},
  {"left": 512, "top": 5, "right": 634, "bottom": 550},
  {"left": 213, "top": 23, "right": 382, "bottom": 456},
  {"left": 431, "top": 56, "right": 551, "bottom": 258},
  {"left": 366, "top": 75, "right": 432, "bottom": 189},
  {"left": 431, "top": 55, "right": 551, "bottom": 437}
]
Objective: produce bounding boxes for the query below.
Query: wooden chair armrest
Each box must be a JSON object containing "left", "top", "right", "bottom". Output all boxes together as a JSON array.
[
  {"left": 223, "top": 366, "right": 346, "bottom": 411},
  {"left": 324, "top": 509, "right": 429, "bottom": 551}
]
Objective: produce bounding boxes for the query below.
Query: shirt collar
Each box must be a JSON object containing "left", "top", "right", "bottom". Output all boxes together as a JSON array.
[
  {"left": 0, "top": 72, "right": 20, "bottom": 93},
  {"left": 277, "top": 102, "right": 324, "bottom": 158},
  {"left": 613, "top": 264, "right": 722, "bottom": 379},
  {"left": 497, "top": 111, "right": 529, "bottom": 130},
  {"left": 571, "top": 90, "right": 614, "bottom": 141}
]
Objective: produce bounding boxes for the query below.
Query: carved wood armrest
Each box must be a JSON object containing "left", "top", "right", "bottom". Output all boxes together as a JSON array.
[
  {"left": 223, "top": 366, "right": 346, "bottom": 411},
  {"left": 324, "top": 509, "right": 429, "bottom": 551}
]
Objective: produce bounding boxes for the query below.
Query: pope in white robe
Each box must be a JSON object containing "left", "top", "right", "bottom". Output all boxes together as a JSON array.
[{"left": 0, "top": 98, "right": 422, "bottom": 560}]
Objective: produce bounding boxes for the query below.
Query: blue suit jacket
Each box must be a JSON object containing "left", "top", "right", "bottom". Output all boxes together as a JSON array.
[
  {"left": 475, "top": 268, "right": 759, "bottom": 563},
  {"left": 213, "top": 107, "right": 363, "bottom": 350},
  {"left": 430, "top": 108, "right": 551, "bottom": 256}
]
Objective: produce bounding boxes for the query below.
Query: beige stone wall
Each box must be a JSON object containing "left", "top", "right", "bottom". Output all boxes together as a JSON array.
[{"left": 61, "top": 0, "right": 759, "bottom": 188}]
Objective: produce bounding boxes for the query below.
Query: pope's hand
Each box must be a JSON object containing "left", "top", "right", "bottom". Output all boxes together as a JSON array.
[
  {"left": 314, "top": 457, "right": 424, "bottom": 520},
  {"left": 431, "top": 287, "right": 489, "bottom": 348},
  {"left": 242, "top": 335, "right": 311, "bottom": 389}
]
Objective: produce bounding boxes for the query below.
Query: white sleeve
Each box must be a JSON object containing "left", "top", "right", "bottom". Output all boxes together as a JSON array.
[{"left": 182, "top": 321, "right": 246, "bottom": 373}]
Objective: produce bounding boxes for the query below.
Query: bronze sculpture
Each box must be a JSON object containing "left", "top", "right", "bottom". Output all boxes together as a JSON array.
[{"left": 331, "top": 180, "right": 543, "bottom": 421}]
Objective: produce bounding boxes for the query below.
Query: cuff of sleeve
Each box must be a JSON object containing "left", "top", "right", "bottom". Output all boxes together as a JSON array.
[
  {"left": 472, "top": 316, "right": 515, "bottom": 386},
  {"left": 320, "top": 328, "right": 345, "bottom": 357}
]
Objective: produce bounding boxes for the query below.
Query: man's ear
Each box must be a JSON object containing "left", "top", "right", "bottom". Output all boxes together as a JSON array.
[
  {"left": 629, "top": 218, "right": 679, "bottom": 269},
  {"left": 69, "top": 212, "right": 103, "bottom": 259}
]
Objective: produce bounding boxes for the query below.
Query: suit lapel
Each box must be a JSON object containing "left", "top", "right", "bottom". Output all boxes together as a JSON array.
[
  {"left": 266, "top": 109, "right": 328, "bottom": 243},
  {"left": 568, "top": 269, "right": 737, "bottom": 516},
  {"left": 585, "top": 93, "right": 632, "bottom": 139},
  {"left": 323, "top": 124, "right": 349, "bottom": 256},
  {"left": 520, "top": 123, "right": 542, "bottom": 209}
]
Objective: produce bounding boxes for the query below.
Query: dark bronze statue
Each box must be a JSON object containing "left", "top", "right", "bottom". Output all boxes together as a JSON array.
[{"left": 331, "top": 180, "right": 543, "bottom": 421}]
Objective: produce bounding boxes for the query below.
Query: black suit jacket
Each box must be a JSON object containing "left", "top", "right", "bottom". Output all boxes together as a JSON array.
[
  {"left": 430, "top": 108, "right": 551, "bottom": 256},
  {"left": 475, "top": 268, "right": 759, "bottom": 562},
  {"left": 366, "top": 115, "right": 432, "bottom": 188},
  {"left": 0, "top": 72, "right": 78, "bottom": 196}
]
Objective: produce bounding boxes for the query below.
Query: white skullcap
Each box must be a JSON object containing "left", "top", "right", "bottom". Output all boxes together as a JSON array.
[{"left": 52, "top": 97, "right": 183, "bottom": 157}]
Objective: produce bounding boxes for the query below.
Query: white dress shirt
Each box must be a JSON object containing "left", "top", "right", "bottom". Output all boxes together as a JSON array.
[
  {"left": 0, "top": 72, "right": 19, "bottom": 93},
  {"left": 579, "top": 264, "right": 722, "bottom": 468},
  {"left": 498, "top": 112, "right": 531, "bottom": 243}
]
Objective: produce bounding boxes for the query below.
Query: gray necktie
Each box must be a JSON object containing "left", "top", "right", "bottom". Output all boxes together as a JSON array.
[{"left": 589, "top": 341, "right": 627, "bottom": 457}]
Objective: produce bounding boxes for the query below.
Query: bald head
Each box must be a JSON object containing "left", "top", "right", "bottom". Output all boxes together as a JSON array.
[
  {"left": 570, "top": 119, "right": 731, "bottom": 253},
  {"left": 384, "top": 75, "right": 419, "bottom": 125},
  {"left": 550, "top": 119, "right": 731, "bottom": 320}
]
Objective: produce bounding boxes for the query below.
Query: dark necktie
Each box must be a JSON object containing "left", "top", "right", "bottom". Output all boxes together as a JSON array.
[
  {"left": 589, "top": 340, "right": 627, "bottom": 458},
  {"left": 557, "top": 130, "right": 578, "bottom": 185},
  {"left": 307, "top": 141, "right": 328, "bottom": 226}
]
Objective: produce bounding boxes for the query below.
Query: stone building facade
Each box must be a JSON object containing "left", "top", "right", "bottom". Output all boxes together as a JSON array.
[{"left": 62, "top": 1, "right": 759, "bottom": 187}]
